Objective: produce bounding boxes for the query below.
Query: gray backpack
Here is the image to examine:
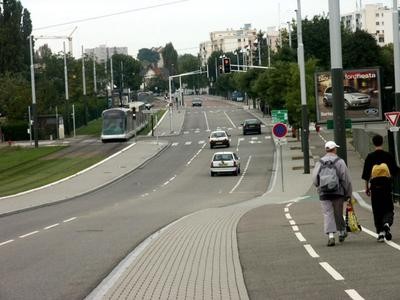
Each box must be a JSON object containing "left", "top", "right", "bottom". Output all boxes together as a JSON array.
[{"left": 318, "top": 157, "right": 340, "bottom": 193}]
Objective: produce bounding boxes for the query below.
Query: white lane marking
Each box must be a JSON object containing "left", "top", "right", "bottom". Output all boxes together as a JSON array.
[
  {"left": 185, "top": 141, "right": 192, "bottom": 145},
  {"left": 44, "top": 223, "right": 60, "bottom": 230},
  {"left": 0, "top": 239, "right": 14, "bottom": 247},
  {"left": 292, "top": 225, "right": 299, "bottom": 231},
  {"left": 285, "top": 213, "right": 292, "bottom": 219},
  {"left": 319, "top": 262, "right": 344, "bottom": 280},
  {"left": 187, "top": 143, "right": 207, "bottom": 166},
  {"left": 236, "top": 137, "right": 244, "bottom": 152},
  {"left": 204, "top": 111, "right": 210, "bottom": 131},
  {"left": 345, "top": 289, "right": 365, "bottom": 300},
  {"left": 362, "top": 226, "right": 400, "bottom": 250},
  {"left": 63, "top": 217, "right": 77, "bottom": 223},
  {"left": 163, "top": 181, "right": 170, "bottom": 186},
  {"left": 295, "top": 232, "right": 306, "bottom": 242},
  {"left": 19, "top": 231, "right": 39, "bottom": 238},
  {"left": 286, "top": 202, "right": 293, "bottom": 207},
  {"left": 172, "top": 142, "right": 179, "bottom": 147},
  {"left": 198, "top": 140, "right": 205, "bottom": 144},
  {"left": 224, "top": 111, "right": 237, "bottom": 128},
  {"left": 229, "top": 156, "right": 252, "bottom": 194},
  {"left": 265, "top": 135, "right": 271, "bottom": 139},
  {"left": 251, "top": 137, "right": 258, "bottom": 140},
  {"left": 169, "top": 175, "right": 176, "bottom": 182},
  {"left": 289, "top": 220, "right": 296, "bottom": 225},
  {"left": 184, "top": 131, "right": 189, "bottom": 134},
  {"left": 161, "top": 132, "right": 166, "bottom": 136},
  {"left": 284, "top": 207, "right": 289, "bottom": 212},
  {"left": 304, "top": 244, "right": 320, "bottom": 258}
]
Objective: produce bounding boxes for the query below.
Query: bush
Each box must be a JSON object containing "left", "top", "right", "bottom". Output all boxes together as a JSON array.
[{"left": 1, "top": 121, "right": 29, "bottom": 141}]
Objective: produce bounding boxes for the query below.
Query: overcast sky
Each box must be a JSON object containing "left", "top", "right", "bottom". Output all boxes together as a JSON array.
[{"left": 22, "top": 0, "right": 393, "bottom": 58}]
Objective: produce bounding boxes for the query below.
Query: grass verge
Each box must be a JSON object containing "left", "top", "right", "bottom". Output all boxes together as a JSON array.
[
  {"left": 75, "top": 118, "right": 102, "bottom": 136},
  {"left": 0, "top": 146, "right": 104, "bottom": 197},
  {"left": 138, "top": 109, "right": 166, "bottom": 136}
]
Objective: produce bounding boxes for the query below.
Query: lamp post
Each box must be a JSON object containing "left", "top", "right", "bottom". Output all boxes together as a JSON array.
[
  {"left": 29, "top": 35, "right": 39, "bottom": 148},
  {"left": 82, "top": 45, "right": 88, "bottom": 125}
]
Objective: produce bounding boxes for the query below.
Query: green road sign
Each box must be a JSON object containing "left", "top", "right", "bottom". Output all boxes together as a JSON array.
[{"left": 271, "top": 110, "right": 288, "bottom": 124}]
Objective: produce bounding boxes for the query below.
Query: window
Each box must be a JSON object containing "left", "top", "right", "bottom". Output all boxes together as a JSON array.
[
  {"left": 238, "top": 39, "right": 241, "bottom": 42},
  {"left": 376, "top": 13, "right": 380, "bottom": 17},
  {"left": 379, "top": 37, "right": 385, "bottom": 43},
  {"left": 376, "top": 30, "right": 380, "bottom": 34},
  {"left": 382, "top": 22, "right": 384, "bottom": 25},
  {"left": 376, "top": 21, "right": 380, "bottom": 25}
]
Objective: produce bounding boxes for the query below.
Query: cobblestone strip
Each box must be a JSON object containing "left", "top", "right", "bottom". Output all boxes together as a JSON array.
[{"left": 104, "top": 207, "right": 249, "bottom": 300}]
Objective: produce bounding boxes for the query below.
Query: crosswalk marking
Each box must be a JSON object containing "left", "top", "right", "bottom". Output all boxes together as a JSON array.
[
  {"left": 198, "top": 141, "right": 205, "bottom": 144},
  {"left": 265, "top": 136, "right": 271, "bottom": 139},
  {"left": 172, "top": 142, "right": 179, "bottom": 147},
  {"left": 184, "top": 131, "right": 189, "bottom": 134},
  {"left": 185, "top": 141, "right": 192, "bottom": 145}
]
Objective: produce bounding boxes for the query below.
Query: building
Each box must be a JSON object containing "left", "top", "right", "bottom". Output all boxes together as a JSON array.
[
  {"left": 199, "top": 24, "right": 257, "bottom": 66},
  {"left": 341, "top": 4, "right": 394, "bottom": 46},
  {"left": 85, "top": 45, "right": 128, "bottom": 63}
]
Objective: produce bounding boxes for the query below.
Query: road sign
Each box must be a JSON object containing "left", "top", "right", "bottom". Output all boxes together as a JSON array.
[
  {"left": 384, "top": 112, "right": 400, "bottom": 127},
  {"left": 272, "top": 122, "right": 288, "bottom": 138},
  {"left": 271, "top": 110, "right": 288, "bottom": 124}
]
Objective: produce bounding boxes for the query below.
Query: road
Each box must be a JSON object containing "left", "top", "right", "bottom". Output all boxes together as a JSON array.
[{"left": 0, "top": 97, "right": 274, "bottom": 299}]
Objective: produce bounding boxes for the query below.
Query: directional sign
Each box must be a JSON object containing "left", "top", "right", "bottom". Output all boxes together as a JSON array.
[
  {"left": 272, "top": 122, "right": 288, "bottom": 138},
  {"left": 384, "top": 112, "right": 400, "bottom": 127},
  {"left": 271, "top": 110, "right": 288, "bottom": 124}
]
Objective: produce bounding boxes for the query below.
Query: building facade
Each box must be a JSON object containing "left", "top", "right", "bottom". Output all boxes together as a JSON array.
[{"left": 85, "top": 45, "right": 128, "bottom": 62}]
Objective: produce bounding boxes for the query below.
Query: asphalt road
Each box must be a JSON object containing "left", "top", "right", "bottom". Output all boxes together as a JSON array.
[{"left": 0, "top": 98, "right": 274, "bottom": 299}]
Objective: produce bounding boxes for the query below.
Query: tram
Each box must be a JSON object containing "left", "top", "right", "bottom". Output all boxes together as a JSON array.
[{"left": 101, "top": 101, "right": 147, "bottom": 142}]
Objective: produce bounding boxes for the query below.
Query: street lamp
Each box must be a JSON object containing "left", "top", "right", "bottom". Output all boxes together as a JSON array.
[{"left": 29, "top": 35, "right": 38, "bottom": 148}]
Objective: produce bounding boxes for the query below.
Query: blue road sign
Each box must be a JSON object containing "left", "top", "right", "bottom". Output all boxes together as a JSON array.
[{"left": 272, "top": 122, "right": 288, "bottom": 138}]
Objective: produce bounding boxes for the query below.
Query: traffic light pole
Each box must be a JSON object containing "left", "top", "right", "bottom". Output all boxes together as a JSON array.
[{"left": 29, "top": 35, "right": 39, "bottom": 148}]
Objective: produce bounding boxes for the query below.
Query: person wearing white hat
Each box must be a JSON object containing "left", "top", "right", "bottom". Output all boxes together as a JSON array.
[{"left": 312, "top": 140, "right": 353, "bottom": 246}]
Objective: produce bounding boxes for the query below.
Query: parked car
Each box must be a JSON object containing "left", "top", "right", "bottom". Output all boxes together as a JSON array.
[
  {"left": 242, "top": 119, "right": 261, "bottom": 135},
  {"left": 232, "top": 91, "right": 244, "bottom": 102},
  {"left": 323, "top": 86, "right": 371, "bottom": 109},
  {"left": 192, "top": 98, "right": 203, "bottom": 107},
  {"left": 209, "top": 130, "right": 230, "bottom": 148},
  {"left": 210, "top": 151, "right": 241, "bottom": 176}
]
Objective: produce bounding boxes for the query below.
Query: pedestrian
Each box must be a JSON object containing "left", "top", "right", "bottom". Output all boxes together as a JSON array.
[
  {"left": 361, "top": 134, "right": 398, "bottom": 242},
  {"left": 312, "top": 141, "right": 353, "bottom": 246}
]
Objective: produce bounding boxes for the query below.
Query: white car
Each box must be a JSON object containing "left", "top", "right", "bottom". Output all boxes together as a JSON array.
[
  {"left": 209, "top": 130, "right": 230, "bottom": 149},
  {"left": 210, "top": 151, "right": 241, "bottom": 176}
]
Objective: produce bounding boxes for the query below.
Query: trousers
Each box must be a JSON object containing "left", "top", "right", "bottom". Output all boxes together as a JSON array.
[
  {"left": 320, "top": 198, "right": 346, "bottom": 234},
  {"left": 371, "top": 179, "right": 394, "bottom": 233}
]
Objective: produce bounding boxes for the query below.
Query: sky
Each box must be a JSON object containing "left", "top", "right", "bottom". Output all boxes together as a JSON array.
[{"left": 21, "top": 0, "right": 393, "bottom": 58}]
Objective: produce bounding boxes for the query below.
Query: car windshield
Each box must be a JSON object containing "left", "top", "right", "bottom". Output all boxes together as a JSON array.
[
  {"left": 344, "top": 86, "right": 358, "bottom": 93},
  {"left": 245, "top": 119, "right": 259, "bottom": 125},
  {"left": 213, "top": 154, "right": 234, "bottom": 161},
  {"left": 211, "top": 132, "right": 226, "bottom": 138}
]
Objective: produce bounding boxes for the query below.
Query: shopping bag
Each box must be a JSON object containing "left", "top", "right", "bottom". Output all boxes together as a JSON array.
[{"left": 345, "top": 201, "right": 362, "bottom": 233}]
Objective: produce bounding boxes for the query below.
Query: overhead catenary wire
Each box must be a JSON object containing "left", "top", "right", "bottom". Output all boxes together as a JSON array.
[{"left": 34, "top": 0, "right": 191, "bottom": 30}]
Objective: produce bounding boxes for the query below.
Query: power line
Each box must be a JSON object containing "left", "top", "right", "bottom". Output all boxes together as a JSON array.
[{"left": 34, "top": 0, "right": 190, "bottom": 31}]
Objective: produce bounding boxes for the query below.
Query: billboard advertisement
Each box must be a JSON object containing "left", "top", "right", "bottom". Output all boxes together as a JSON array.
[{"left": 315, "top": 68, "right": 382, "bottom": 123}]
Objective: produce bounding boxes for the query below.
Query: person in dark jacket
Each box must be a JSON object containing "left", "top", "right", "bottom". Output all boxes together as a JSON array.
[
  {"left": 312, "top": 141, "right": 353, "bottom": 246},
  {"left": 362, "top": 134, "right": 398, "bottom": 242}
]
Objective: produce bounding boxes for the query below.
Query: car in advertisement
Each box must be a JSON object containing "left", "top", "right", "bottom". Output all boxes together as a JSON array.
[{"left": 315, "top": 68, "right": 382, "bottom": 123}]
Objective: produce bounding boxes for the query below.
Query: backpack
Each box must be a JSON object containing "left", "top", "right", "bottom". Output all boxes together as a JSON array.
[
  {"left": 371, "top": 163, "right": 391, "bottom": 179},
  {"left": 318, "top": 157, "right": 340, "bottom": 193}
]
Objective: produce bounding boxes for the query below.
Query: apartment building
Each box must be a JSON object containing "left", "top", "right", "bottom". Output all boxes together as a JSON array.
[
  {"left": 341, "top": 3, "right": 394, "bottom": 46},
  {"left": 85, "top": 45, "right": 128, "bottom": 63}
]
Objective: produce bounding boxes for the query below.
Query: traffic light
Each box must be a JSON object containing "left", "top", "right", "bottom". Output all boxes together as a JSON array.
[
  {"left": 223, "top": 57, "right": 231, "bottom": 73},
  {"left": 218, "top": 65, "right": 223, "bottom": 74}
]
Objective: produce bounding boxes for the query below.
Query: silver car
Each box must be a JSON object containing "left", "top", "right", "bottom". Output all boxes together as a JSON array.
[
  {"left": 323, "top": 86, "right": 371, "bottom": 109},
  {"left": 210, "top": 151, "right": 240, "bottom": 176}
]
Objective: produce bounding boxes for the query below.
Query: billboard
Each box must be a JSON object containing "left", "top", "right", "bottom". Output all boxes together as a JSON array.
[{"left": 315, "top": 68, "right": 382, "bottom": 123}]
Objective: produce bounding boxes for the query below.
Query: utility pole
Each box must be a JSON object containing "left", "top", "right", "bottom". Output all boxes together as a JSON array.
[
  {"left": 63, "top": 42, "right": 70, "bottom": 135},
  {"left": 329, "top": 0, "right": 347, "bottom": 163},
  {"left": 393, "top": 0, "right": 400, "bottom": 111},
  {"left": 29, "top": 35, "right": 39, "bottom": 148},
  {"left": 296, "top": 0, "right": 310, "bottom": 174},
  {"left": 258, "top": 40, "right": 262, "bottom": 66},
  {"left": 288, "top": 21, "right": 292, "bottom": 48},
  {"left": 82, "top": 45, "right": 88, "bottom": 125},
  {"left": 93, "top": 54, "right": 98, "bottom": 117}
]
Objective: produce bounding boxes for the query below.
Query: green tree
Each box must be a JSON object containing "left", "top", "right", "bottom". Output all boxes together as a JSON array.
[
  {"left": 137, "top": 48, "right": 160, "bottom": 64},
  {"left": 161, "top": 42, "right": 178, "bottom": 75},
  {"left": 111, "top": 54, "right": 143, "bottom": 91},
  {"left": 0, "top": 0, "right": 32, "bottom": 74},
  {"left": 207, "top": 50, "right": 223, "bottom": 83}
]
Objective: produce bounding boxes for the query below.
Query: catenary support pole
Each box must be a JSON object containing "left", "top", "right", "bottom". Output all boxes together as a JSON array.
[
  {"left": 296, "top": 0, "right": 310, "bottom": 174},
  {"left": 82, "top": 45, "right": 87, "bottom": 125},
  {"left": 29, "top": 35, "right": 39, "bottom": 148},
  {"left": 329, "top": 0, "right": 347, "bottom": 163}
]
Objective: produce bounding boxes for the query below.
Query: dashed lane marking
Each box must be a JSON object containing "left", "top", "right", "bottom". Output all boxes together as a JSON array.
[
  {"left": 0, "top": 240, "right": 14, "bottom": 247},
  {"left": 285, "top": 213, "right": 292, "bottom": 219},
  {"left": 44, "top": 223, "right": 59, "bottom": 230},
  {"left": 295, "top": 232, "right": 306, "bottom": 242},
  {"left": 284, "top": 207, "right": 289, "bottom": 212},
  {"left": 224, "top": 111, "right": 237, "bottom": 128},
  {"left": 184, "top": 141, "right": 192, "bottom": 145},
  {"left": 292, "top": 225, "right": 299, "bottom": 232},
  {"left": 319, "top": 262, "right": 344, "bottom": 280},
  {"left": 198, "top": 141, "right": 205, "bottom": 144},
  {"left": 172, "top": 142, "right": 179, "bottom": 147},
  {"left": 19, "top": 231, "right": 39, "bottom": 239},
  {"left": 63, "top": 217, "right": 77, "bottom": 223},
  {"left": 345, "top": 289, "right": 365, "bottom": 300},
  {"left": 304, "top": 244, "right": 320, "bottom": 258},
  {"left": 289, "top": 220, "right": 296, "bottom": 225}
]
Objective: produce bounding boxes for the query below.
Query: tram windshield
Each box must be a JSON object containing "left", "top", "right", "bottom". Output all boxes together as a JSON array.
[{"left": 102, "top": 110, "right": 125, "bottom": 135}]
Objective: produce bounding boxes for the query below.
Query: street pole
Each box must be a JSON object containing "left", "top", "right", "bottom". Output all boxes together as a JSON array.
[
  {"left": 82, "top": 46, "right": 88, "bottom": 126},
  {"left": 179, "top": 76, "right": 183, "bottom": 107},
  {"left": 267, "top": 36, "right": 271, "bottom": 68},
  {"left": 393, "top": 0, "right": 400, "bottom": 111},
  {"left": 169, "top": 76, "right": 172, "bottom": 133},
  {"left": 93, "top": 54, "right": 98, "bottom": 118},
  {"left": 258, "top": 41, "right": 262, "bottom": 65},
  {"left": 215, "top": 57, "right": 218, "bottom": 79},
  {"left": 110, "top": 56, "right": 114, "bottom": 96},
  {"left": 72, "top": 104, "right": 76, "bottom": 137},
  {"left": 28, "top": 106, "right": 32, "bottom": 146},
  {"left": 296, "top": 0, "right": 310, "bottom": 174},
  {"left": 29, "top": 35, "right": 39, "bottom": 148},
  {"left": 329, "top": 0, "right": 347, "bottom": 163},
  {"left": 63, "top": 42, "right": 70, "bottom": 135},
  {"left": 288, "top": 21, "right": 292, "bottom": 48}
]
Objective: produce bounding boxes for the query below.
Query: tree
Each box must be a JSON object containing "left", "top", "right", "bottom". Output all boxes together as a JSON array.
[
  {"left": 207, "top": 50, "right": 223, "bottom": 82},
  {"left": 177, "top": 54, "right": 207, "bottom": 90},
  {"left": 161, "top": 42, "right": 178, "bottom": 76},
  {"left": 111, "top": 54, "right": 143, "bottom": 91},
  {"left": 137, "top": 48, "right": 160, "bottom": 64},
  {"left": 0, "top": 0, "right": 32, "bottom": 74}
]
